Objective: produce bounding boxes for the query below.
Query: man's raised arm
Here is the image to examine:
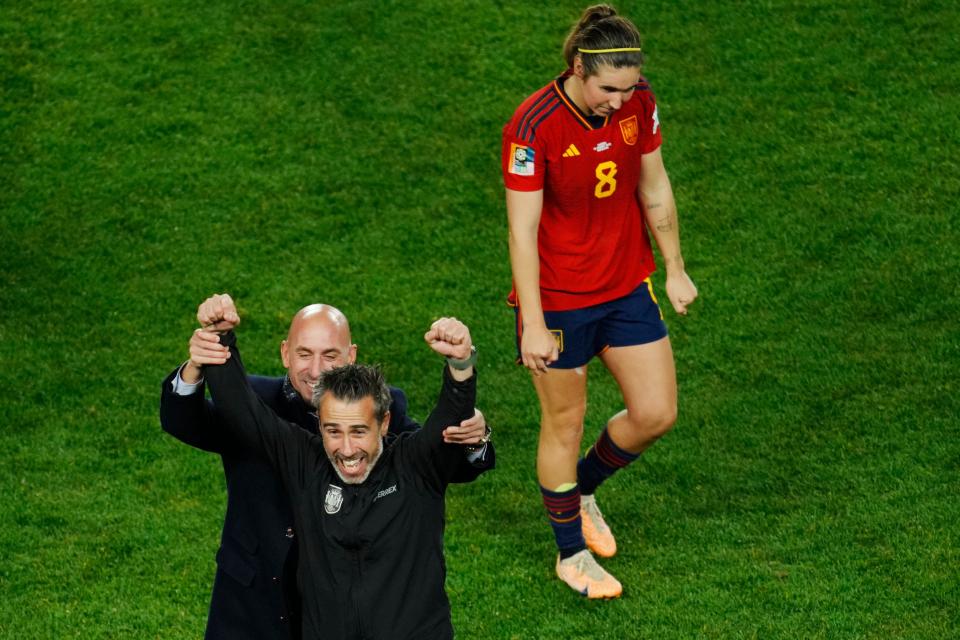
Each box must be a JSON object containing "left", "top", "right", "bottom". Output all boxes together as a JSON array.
[
  {"left": 404, "top": 317, "right": 482, "bottom": 489},
  {"left": 159, "top": 323, "right": 235, "bottom": 453},
  {"left": 191, "top": 295, "right": 315, "bottom": 490}
]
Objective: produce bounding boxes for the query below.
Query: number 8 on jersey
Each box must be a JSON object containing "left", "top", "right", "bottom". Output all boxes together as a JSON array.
[{"left": 594, "top": 161, "right": 617, "bottom": 199}]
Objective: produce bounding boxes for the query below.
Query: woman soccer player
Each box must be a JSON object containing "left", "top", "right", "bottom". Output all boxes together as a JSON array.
[{"left": 502, "top": 4, "right": 697, "bottom": 598}]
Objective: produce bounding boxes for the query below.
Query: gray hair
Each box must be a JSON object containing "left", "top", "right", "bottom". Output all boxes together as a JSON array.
[{"left": 312, "top": 364, "right": 391, "bottom": 423}]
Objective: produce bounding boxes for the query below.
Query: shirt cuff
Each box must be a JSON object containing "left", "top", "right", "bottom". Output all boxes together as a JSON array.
[
  {"left": 465, "top": 443, "right": 487, "bottom": 464},
  {"left": 170, "top": 362, "right": 203, "bottom": 396}
]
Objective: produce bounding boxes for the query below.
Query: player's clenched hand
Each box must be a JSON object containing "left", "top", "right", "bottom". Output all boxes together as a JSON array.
[
  {"left": 442, "top": 409, "right": 487, "bottom": 445},
  {"left": 665, "top": 271, "right": 698, "bottom": 316},
  {"left": 520, "top": 325, "right": 558, "bottom": 376},
  {"left": 424, "top": 317, "right": 472, "bottom": 360},
  {"left": 196, "top": 293, "right": 240, "bottom": 332}
]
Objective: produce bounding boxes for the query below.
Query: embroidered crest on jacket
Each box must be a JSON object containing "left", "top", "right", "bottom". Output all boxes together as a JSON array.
[{"left": 324, "top": 484, "right": 344, "bottom": 514}]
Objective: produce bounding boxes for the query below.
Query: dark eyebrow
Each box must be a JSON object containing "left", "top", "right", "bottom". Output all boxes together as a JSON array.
[
  {"left": 321, "top": 422, "right": 369, "bottom": 431},
  {"left": 601, "top": 84, "right": 636, "bottom": 93}
]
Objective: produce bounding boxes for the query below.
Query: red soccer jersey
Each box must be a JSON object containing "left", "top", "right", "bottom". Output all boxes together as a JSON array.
[{"left": 503, "top": 71, "right": 662, "bottom": 311}]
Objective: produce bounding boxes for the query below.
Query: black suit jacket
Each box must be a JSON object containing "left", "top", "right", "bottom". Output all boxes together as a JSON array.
[{"left": 159, "top": 368, "right": 494, "bottom": 640}]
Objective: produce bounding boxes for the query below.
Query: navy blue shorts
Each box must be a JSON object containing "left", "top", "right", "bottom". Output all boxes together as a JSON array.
[{"left": 515, "top": 279, "right": 668, "bottom": 369}]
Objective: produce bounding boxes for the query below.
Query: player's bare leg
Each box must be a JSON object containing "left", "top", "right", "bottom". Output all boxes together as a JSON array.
[
  {"left": 533, "top": 367, "right": 588, "bottom": 490},
  {"left": 601, "top": 337, "right": 678, "bottom": 453}
]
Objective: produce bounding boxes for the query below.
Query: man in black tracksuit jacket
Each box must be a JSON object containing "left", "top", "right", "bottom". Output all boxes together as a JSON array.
[
  {"left": 160, "top": 370, "right": 424, "bottom": 637},
  {"left": 203, "top": 316, "right": 479, "bottom": 640},
  {"left": 160, "top": 299, "right": 493, "bottom": 639}
]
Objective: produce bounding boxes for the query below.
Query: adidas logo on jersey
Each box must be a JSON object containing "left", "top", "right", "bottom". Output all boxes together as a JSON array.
[{"left": 562, "top": 144, "right": 581, "bottom": 158}]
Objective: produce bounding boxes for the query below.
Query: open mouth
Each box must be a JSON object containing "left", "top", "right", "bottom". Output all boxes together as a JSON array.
[
  {"left": 328, "top": 443, "right": 381, "bottom": 485},
  {"left": 338, "top": 456, "right": 365, "bottom": 475}
]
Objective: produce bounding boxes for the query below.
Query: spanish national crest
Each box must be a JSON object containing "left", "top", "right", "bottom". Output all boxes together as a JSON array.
[
  {"left": 619, "top": 115, "right": 639, "bottom": 146},
  {"left": 324, "top": 484, "right": 343, "bottom": 514}
]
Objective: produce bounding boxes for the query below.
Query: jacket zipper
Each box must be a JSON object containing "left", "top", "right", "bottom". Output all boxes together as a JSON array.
[{"left": 354, "top": 549, "right": 365, "bottom": 638}]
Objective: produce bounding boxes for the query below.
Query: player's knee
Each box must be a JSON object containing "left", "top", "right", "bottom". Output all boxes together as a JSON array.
[
  {"left": 629, "top": 401, "right": 676, "bottom": 440},
  {"left": 650, "top": 402, "right": 677, "bottom": 438},
  {"left": 541, "top": 411, "right": 585, "bottom": 451}
]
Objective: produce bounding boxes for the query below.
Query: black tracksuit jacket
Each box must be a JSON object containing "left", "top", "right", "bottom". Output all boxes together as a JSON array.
[
  {"left": 160, "top": 370, "right": 421, "bottom": 640},
  {"left": 205, "top": 331, "right": 476, "bottom": 640}
]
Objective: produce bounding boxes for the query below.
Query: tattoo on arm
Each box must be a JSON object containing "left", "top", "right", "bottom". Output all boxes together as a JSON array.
[
  {"left": 655, "top": 214, "right": 674, "bottom": 233},
  {"left": 644, "top": 201, "right": 674, "bottom": 232}
]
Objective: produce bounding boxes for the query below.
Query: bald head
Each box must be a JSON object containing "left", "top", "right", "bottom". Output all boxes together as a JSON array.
[
  {"left": 288, "top": 304, "right": 351, "bottom": 341},
  {"left": 281, "top": 304, "right": 358, "bottom": 404}
]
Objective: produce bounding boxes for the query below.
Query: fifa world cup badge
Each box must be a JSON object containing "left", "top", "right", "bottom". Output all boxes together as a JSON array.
[
  {"left": 509, "top": 143, "right": 535, "bottom": 176},
  {"left": 324, "top": 484, "right": 344, "bottom": 514}
]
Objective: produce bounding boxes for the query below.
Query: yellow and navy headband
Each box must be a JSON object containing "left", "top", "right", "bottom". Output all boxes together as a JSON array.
[{"left": 577, "top": 47, "right": 642, "bottom": 54}]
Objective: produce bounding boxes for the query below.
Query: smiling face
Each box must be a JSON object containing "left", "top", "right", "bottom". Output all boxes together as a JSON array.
[
  {"left": 572, "top": 61, "right": 641, "bottom": 117},
  {"left": 280, "top": 305, "right": 357, "bottom": 403},
  {"left": 319, "top": 395, "right": 390, "bottom": 485}
]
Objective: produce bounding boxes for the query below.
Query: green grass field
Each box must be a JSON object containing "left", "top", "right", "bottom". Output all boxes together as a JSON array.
[{"left": 2, "top": 1, "right": 958, "bottom": 637}]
